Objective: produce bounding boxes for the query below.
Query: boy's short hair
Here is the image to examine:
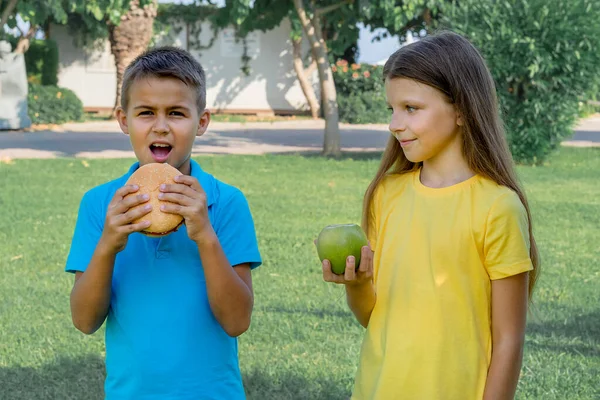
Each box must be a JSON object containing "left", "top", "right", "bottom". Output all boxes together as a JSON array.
[{"left": 121, "top": 46, "right": 206, "bottom": 112}]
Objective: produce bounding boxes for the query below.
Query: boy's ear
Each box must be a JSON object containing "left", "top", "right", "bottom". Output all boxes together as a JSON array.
[
  {"left": 115, "top": 106, "right": 129, "bottom": 135},
  {"left": 197, "top": 109, "right": 211, "bottom": 137}
]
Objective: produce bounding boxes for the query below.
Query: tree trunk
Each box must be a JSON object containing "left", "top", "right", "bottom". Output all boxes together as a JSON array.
[
  {"left": 0, "top": 0, "right": 18, "bottom": 30},
  {"left": 293, "top": 0, "right": 341, "bottom": 157},
  {"left": 108, "top": 0, "right": 157, "bottom": 114},
  {"left": 291, "top": 36, "right": 320, "bottom": 119},
  {"left": 14, "top": 25, "right": 36, "bottom": 54}
]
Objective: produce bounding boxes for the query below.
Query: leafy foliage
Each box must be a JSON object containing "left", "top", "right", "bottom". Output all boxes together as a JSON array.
[
  {"left": 23, "top": 39, "right": 59, "bottom": 86},
  {"left": 333, "top": 60, "right": 389, "bottom": 124},
  {"left": 442, "top": 0, "right": 600, "bottom": 164},
  {"left": 28, "top": 83, "right": 84, "bottom": 124},
  {"left": 63, "top": 0, "right": 156, "bottom": 49}
]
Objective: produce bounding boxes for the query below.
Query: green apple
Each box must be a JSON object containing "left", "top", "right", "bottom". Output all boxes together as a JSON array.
[{"left": 316, "top": 224, "right": 368, "bottom": 275}]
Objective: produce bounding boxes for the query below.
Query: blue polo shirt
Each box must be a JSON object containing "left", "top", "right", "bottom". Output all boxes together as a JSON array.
[{"left": 65, "top": 159, "right": 262, "bottom": 400}]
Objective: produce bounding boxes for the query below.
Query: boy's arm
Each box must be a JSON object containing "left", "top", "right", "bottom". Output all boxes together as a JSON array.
[
  {"left": 159, "top": 176, "right": 260, "bottom": 337},
  {"left": 483, "top": 272, "right": 529, "bottom": 400},
  {"left": 70, "top": 240, "right": 118, "bottom": 334},
  {"left": 196, "top": 235, "right": 254, "bottom": 337},
  {"left": 69, "top": 185, "right": 152, "bottom": 335}
]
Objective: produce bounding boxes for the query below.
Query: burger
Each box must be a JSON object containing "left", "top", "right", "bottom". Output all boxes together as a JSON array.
[{"left": 125, "top": 163, "right": 184, "bottom": 237}]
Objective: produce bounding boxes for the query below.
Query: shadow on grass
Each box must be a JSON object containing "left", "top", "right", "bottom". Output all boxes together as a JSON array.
[
  {"left": 271, "top": 151, "right": 384, "bottom": 161},
  {"left": 0, "top": 354, "right": 105, "bottom": 400},
  {"left": 527, "top": 309, "right": 600, "bottom": 357},
  {"left": 244, "top": 368, "right": 351, "bottom": 400},
  {"left": 259, "top": 305, "right": 353, "bottom": 319},
  {"left": 0, "top": 355, "right": 351, "bottom": 400}
]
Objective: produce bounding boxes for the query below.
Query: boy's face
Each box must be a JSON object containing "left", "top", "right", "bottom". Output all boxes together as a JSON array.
[{"left": 116, "top": 76, "right": 210, "bottom": 176}]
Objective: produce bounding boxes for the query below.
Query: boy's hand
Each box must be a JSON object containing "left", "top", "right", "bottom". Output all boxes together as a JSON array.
[
  {"left": 158, "top": 175, "right": 214, "bottom": 243},
  {"left": 322, "top": 245, "right": 374, "bottom": 287},
  {"left": 101, "top": 185, "right": 152, "bottom": 253}
]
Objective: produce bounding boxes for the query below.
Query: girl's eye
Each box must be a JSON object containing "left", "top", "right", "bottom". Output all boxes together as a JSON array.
[
  {"left": 406, "top": 105, "right": 417, "bottom": 113},
  {"left": 387, "top": 106, "right": 393, "bottom": 113}
]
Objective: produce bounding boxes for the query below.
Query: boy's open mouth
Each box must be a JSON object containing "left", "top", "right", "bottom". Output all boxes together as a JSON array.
[{"left": 150, "top": 143, "right": 172, "bottom": 162}]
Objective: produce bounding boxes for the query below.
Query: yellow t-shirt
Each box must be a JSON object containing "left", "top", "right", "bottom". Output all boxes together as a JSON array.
[{"left": 352, "top": 169, "right": 533, "bottom": 400}]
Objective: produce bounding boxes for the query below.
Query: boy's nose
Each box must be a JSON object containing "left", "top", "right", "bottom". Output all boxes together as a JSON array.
[{"left": 153, "top": 117, "right": 170, "bottom": 134}]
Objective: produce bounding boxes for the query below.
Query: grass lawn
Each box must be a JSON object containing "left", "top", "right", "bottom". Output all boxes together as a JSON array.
[{"left": 0, "top": 147, "right": 598, "bottom": 399}]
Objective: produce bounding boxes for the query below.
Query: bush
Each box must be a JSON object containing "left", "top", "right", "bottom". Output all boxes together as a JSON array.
[
  {"left": 28, "top": 84, "right": 84, "bottom": 125},
  {"left": 333, "top": 60, "right": 389, "bottom": 124},
  {"left": 443, "top": 0, "right": 600, "bottom": 164},
  {"left": 24, "top": 39, "right": 59, "bottom": 86},
  {"left": 338, "top": 91, "right": 390, "bottom": 124}
]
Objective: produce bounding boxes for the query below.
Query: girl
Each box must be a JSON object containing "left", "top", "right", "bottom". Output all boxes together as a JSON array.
[{"left": 321, "top": 31, "right": 540, "bottom": 400}]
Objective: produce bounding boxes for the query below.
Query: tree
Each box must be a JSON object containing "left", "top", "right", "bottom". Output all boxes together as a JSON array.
[
  {"left": 443, "top": 0, "right": 600, "bottom": 163},
  {"left": 1, "top": 0, "right": 158, "bottom": 113},
  {"left": 0, "top": 0, "right": 68, "bottom": 54},
  {"left": 107, "top": 0, "right": 157, "bottom": 111},
  {"left": 291, "top": 34, "right": 320, "bottom": 119},
  {"left": 64, "top": 0, "right": 157, "bottom": 113},
  {"left": 216, "top": 0, "right": 441, "bottom": 156},
  {"left": 293, "top": 0, "right": 343, "bottom": 155}
]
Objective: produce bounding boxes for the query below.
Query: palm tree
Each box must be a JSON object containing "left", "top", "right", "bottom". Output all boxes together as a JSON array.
[{"left": 108, "top": 0, "right": 157, "bottom": 113}]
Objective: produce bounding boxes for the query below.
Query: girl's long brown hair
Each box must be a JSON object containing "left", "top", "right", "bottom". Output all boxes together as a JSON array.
[{"left": 363, "top": 31, "right": 540, "bottom": 298}]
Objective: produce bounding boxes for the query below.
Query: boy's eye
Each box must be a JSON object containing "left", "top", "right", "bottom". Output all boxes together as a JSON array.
[
  {"left": 170, "top": 111, "right": 185, "bottom": 116},
  {"left": 387, "top": 106, "right": 393, "bottom": 113},
  {"left": 138, "top": 111, "right": 153, "bottom": 116},
  {"left": 406, "top": 105, "right": 417, "bottom": 113}
]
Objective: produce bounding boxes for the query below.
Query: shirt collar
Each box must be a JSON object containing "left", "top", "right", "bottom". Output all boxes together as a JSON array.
[{"left": 125, "top": 159, "right": 215, "bottom": 206}]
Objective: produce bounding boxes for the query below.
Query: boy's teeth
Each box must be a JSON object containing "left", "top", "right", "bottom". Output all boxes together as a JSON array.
[{"left": 153, "top": 144, "right": 170, "bottom": 147}]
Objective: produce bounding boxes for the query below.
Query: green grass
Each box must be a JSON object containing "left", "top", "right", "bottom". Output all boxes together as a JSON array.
[{"left": 0, "top": 147, "right": 598, "bottom": 399}]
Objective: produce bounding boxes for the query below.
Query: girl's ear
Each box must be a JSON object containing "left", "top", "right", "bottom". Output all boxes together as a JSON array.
[{"left": 456, "top": 112, "right": 464, "bottom": 127}]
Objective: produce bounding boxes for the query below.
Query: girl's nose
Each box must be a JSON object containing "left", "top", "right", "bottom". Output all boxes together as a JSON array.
[{"left": 388, "top": 112, "right": 406, "bottom": 134}]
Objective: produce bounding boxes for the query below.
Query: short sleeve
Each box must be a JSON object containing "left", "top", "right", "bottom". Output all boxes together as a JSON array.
[
  {"left": 483, "top": 192, "right": 533, "bottom": 280},
  {"left": 65, "top": 191, "right": 105, "bottom": 274},
  {"left": 214, "top": 188, "right": 262, "bottom": 270}
]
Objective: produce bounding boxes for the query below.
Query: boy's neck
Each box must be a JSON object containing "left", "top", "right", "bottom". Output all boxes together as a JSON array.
[{"left": 175, "top": 158, "right": 192, "bottom": 176}]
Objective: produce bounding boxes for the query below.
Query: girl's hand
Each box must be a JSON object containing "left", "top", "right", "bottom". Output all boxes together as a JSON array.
[
  {"left": 101, "top": 185, "right": 152, "bottom": 253},
  {"left": 158, "top": 175, "right": 214, "bottom": 243},
  {"left": 322, "top": 245, "right": 374, "bottom": 287}
]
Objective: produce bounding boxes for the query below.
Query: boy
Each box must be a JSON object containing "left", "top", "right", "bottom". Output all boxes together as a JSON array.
[{"left": 65, "top": 46, "right": 262, "bottom": 399}]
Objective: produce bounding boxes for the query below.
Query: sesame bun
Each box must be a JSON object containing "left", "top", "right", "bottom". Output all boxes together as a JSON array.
[{"left": 125, "top": 163, "right": 184, "bottom": 237}]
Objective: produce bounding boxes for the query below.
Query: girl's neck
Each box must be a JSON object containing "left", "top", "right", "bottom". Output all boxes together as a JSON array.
[{"left": 420, "top": 149, "right": 475, "bottom": 189}]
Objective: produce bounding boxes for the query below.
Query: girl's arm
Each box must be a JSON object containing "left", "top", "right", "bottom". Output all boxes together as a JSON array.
[
  {"left": 483, "top": 272, "right": 529, "bottom": 400},
  {"left": 346, "top": 280, "right": 376, "bottom": 328},
  {"left": 323, "top": 245, "right": 376, "bottom": 328}
]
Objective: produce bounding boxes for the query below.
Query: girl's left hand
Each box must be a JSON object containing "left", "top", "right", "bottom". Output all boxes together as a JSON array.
[{"left": 158, "top": 175, "right": 215, "bottom": 243}]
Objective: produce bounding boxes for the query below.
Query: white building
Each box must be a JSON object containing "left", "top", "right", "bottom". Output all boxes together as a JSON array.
[{"left": 53, "top": 18, "right": 318, "bottom": 115}]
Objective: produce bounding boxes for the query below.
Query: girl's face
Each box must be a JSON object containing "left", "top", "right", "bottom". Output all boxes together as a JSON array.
[{"left": 386, "top": 78, "right": 463, "bottom": 165}]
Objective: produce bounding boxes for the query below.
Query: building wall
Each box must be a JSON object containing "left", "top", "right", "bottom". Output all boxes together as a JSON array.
[{"left": 54, "top": 18, "right": 318, "bottom": 114}]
